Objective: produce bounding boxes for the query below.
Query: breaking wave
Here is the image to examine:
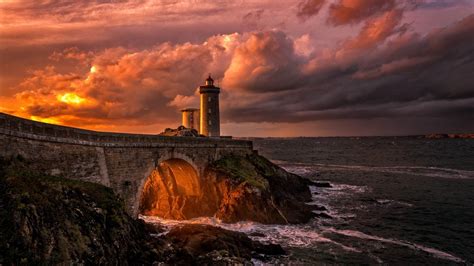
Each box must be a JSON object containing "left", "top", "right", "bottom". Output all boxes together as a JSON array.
[
  {"left": 279, "top": 161, "right": 474, "bottom": 179},
  {"left": 325, "top": 228, "right": 465, "bottom": 263},
  {"left": 141, "top": 182, "right": 465, "bottom": 263}
]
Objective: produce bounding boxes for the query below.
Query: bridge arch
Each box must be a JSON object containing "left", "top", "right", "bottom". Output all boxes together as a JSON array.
[
  {"left": 0, "top": 113, "right": 254, "bottom": 217},
  {"left": 135, "top": 151, "right": 212, "bottom": 219},
  {"left": 156, "top": 152, "right": 201, "bottom": 175}
]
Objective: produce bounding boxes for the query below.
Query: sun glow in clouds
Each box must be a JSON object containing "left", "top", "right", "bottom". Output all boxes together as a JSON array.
[
  {"left": 30, "top": 116, "right": 61, "bottom": 125},
  {"left": 57, "top": 93, "right": 85, "bottom": 105}
]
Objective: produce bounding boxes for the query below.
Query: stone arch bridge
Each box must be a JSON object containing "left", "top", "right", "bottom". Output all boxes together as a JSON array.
[{"left": 0, "top": 113, "right": 254, "bottom": 216}]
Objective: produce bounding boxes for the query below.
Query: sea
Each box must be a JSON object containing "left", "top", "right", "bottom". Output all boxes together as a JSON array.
[{"left": 143, "top": 137, "right": 474, "bottom": 264}]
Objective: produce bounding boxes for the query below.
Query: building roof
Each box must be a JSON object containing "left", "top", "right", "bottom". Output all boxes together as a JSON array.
[{"left": 181, "top": 108, "right": 199, "bottom": 112}]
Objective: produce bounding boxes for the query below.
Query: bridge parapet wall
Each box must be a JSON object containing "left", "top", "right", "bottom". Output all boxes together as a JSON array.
[
  {"left": 0, "top": 112, "right": 255, "bottom": 216},
  {"left": 0, "top": 112, "right": 252, "bottom": 149}
]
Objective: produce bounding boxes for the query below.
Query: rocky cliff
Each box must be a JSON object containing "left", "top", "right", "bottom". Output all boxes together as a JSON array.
[
  {"left": 0, "top": 157, "right": 159, "bottom": 264},
  {"left": 206, "top": 154, "right": 316, "bottom": 224},
  {"left": 0, "top": 155, "right": 302, "bottom": 264},
  {"left": 139, "top": 153, "right": 316, "bottom": 224}
]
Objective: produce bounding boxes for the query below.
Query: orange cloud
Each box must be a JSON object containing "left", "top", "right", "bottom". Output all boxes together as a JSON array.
[
  {"left": 328, "top": 0, "right": 397, "bottom": 26},
  {"left": 49, "top": 47, "right": 94, "bottom": 65},
  {"left": 1, "top": 0, "right": 473, "bottom": 136},
  {"left": 1, "top": 34, "right": 243, "bottom": 131},
  {"left": 342, "top": 9, "right": 405, "bottom": 50},
  {"left": 168, "top": 94, "right": 199, "bottom": 109},
  {"left": 223, "top": 31, "right": 303, "bottom": 92}
]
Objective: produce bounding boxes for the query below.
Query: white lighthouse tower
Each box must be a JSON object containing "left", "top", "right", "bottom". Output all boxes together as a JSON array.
[{"left": 199, "top": 75, "right": 220, "bottom": 137}]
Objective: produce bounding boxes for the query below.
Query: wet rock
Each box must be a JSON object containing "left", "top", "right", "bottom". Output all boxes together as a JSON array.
[
  {"left": 249, "top": 232, "right": 266, "bottom": 237},
  {"left": 360, "top": 197, "right": 380, "bottom": 204},
  {"left": 312, "top": 181, "right": 332, "bottom": 188},
  {"left": 313, "top": 205, "right": 328, "bottom": 211},
  {"left": 166, "top": 224, "right": 285, "bottom": 264},
  {"left": 1, "top": 157, "right": 292, "bottom": 265},
  {"left": 253, "top": 242, "right": 286, "bottom": 256},
  {"left": 141, "top": 219, "right": 166, "bottom": 235},
  {"left": 314, "top": 212, "right": 332, "bottom": 219}
]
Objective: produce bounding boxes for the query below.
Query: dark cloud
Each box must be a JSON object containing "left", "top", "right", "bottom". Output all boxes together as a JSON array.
[
  {"left": 296, "top": 0, "right": 326, "bottom": 21},
  {"left": 1, "top": 0, "right": 473, "bottom": 135},
  {"left": 416, "top": 0, "right": 471, "bottom": 9},
  {"left": 223, "top": 14, "right": 474, "bottom": 126},
  {"left": 242, "top": 9, "right": 265, "bottom": 29}
]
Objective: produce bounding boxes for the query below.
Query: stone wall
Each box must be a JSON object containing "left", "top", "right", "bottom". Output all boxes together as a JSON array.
[
  {"left": 0, "top": 112, "right": 254, "bottom": 215},
  {"left": 0, "top": 112, "right": 250, "bottom": 148}
]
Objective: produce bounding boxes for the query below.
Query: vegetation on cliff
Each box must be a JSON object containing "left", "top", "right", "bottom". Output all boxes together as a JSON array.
[
  {"left": 0, "top": 156, "right": 158, "bottom": 264},
  {"left": 211, "top": 154, "right": 270, "bottom": 189},
  {"left": 138, "top": 153, "right": 316, "bottom": 224},
  {"left": 207, "top": 153, "right": 316, "bottom": 224},
  {"left": 0, "top": 156, "right": 289, "bottom": 264}
]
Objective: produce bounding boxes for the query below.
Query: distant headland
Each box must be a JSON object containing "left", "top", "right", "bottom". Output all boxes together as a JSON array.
[{"left": 423, "top": 133, "right": 474, "bottom": 139}]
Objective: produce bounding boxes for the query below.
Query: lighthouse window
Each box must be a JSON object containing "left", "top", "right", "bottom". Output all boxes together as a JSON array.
[
  {"left": 208, "top": 108, "right": 211, "bottom": 113},
  {"left": 208, "top": 120, "right": 212, "bottom": 125},
  {"left": 208, "top": 97, "right": 211, "bottom": 102}
]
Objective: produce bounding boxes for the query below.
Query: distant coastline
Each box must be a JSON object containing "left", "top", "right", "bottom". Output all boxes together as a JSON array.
[
  {"left": 422, "top": 133, "right": 474, "bottom": 139},
  {"left": 237, "top": 133, "right": 474, "bottom": 139}
]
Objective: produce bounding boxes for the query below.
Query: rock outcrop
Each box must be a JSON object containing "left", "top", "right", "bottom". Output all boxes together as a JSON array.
[
  {"left": 0, "top": 156, "right": 289, "bottom": 264},
  {"left": 139, "top": 153, "right": 315, "bottom": 224},
  {"left": 0, "top": 157, "right": 159, "bottom": 264},
  {"left": 165, "top": 224, "right": 285, "bottom": 264},
  {"left": 206, "top": 154, "right": 316, "bottom": 224},
  {"left": 159, "top": 125, "right": 201, "bottom": 137}
]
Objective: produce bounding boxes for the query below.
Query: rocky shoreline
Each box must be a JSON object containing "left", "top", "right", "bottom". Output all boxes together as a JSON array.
[{"left": 0, "top": 154, "right": 318, "bottom": 264}]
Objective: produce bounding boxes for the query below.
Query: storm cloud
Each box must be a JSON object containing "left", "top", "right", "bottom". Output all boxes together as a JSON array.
[{"left": 0, "top": 0, "right": 473, "bottom": 136}]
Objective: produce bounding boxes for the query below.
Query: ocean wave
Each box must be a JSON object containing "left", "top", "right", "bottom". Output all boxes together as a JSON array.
[
  {"left": 140, "top": 179, "right": 463, "bottom": 264},
  {"left": 325, "top": 228, "right": 465, "bottom": 263},
  {"left": 142, "top": 215, "right": 464, "bottom": 263},
  {"left": 375, "top": 199, "right": 414, "bottom": 207},
  {"left": 280, "top": 161, "right": 474, "bottom": 179},
  {"left": 308, "top": 184, "right": 369, "bottom": 220},
  {"left": 141, "top": 215, "right": 360, "bottom": 253}
]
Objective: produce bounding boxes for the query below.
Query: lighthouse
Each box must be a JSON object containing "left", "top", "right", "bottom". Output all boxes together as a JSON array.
[{"left": 199, "top": 75, "right": 220, "bottom": 137}]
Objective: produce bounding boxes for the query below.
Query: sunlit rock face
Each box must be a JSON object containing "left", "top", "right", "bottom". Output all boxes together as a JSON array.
[
  {"left": 139, "top": 155, "right": 316, "bottom": 224},
  {"left": 139, "top": 159, "right": 214, "bottom": 219}
]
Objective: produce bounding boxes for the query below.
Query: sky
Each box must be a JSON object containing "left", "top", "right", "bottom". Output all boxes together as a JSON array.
[{"left": 0, "top": 0, "right": 473, "bottom": 137}]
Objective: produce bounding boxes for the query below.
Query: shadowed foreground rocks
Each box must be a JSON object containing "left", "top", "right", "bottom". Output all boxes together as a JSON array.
[
  {"left": 0, "top": 157, "right": 160, "bottom": 264},
  {"left": 0, "top": 157, "right": 288, "bottom": 264},
  {"left": 166, "top": 224, "right": 285, "bottom": 264}
]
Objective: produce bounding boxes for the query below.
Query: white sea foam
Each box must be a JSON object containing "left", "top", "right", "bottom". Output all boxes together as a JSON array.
[
  {"left": 141, "top": 215, "right": 361, "bottom": 253},
  {"left": 280, "top": 165, "right": 314, "bottom": 176},
  {"left": 278, "top": 159, "right": 474, "bottom": 180},
  {"left": 376, "top": 199, "right": 414, "bottom": 207},
  {"left": 140, "top": 177, "right": 464, "bottom": 264},
  {"left": 292, "top": 163, "right": 474, "bottom": 179},
  {"left": 308, "top": 184, "right": 369, "bottom": 220},
  {"left": 325, "top": 228, "right": 465, "bottom": 263}
]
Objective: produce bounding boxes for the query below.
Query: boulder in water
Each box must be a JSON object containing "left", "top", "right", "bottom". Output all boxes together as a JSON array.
[{"left": 165, "top": 224, "right": 285, "bottom": 264}]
